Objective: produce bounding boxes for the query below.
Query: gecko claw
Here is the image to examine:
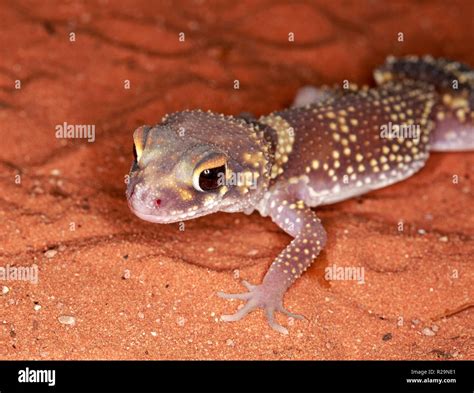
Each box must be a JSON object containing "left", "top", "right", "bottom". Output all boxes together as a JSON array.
[{"left": 218, "top": 280, "right": 302, "bottom": 334}]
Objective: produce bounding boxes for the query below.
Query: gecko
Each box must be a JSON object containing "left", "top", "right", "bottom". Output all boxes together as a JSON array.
[{"left": 126, "top": 56, "right": 474, "bottom": 334}]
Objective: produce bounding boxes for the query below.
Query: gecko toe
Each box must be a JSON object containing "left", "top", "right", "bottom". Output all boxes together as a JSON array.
[
  {"left": 265, "top": 308, "right": 289, "bottom": 335},
  {"left": 242, "top": 280, "right": 256, "bottom": 291},
  {"left": 216, "top": 279, "right": 257, "bottom": 300},
  {"left": 277, "top": 304, "right": 305, "bottom": 320},
  {"left": 216, "top": 291, "right": 252, "bottom": 300},
  {"left": 220, "top": 300, "right": 257, "bottom": 322}
]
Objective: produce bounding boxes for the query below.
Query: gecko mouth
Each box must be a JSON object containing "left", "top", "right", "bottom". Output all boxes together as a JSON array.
[
  {"left": 130, "top": 209, "right": 174, "bottom": 224},
  {"left": 127, "top": 182, "right": 224, "bottom": 223},
  {"left": 128, "top": 203, "right": 215, "bottom": 224}
]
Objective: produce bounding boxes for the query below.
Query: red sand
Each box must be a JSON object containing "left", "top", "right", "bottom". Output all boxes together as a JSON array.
[{"left": 0, "top": 0, "right": 472, "bottom": 360}]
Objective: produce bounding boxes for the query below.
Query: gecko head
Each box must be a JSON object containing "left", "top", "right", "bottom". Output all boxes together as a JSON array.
[{"left": 126, "top": 110, "right": 272, "bottom": 224}]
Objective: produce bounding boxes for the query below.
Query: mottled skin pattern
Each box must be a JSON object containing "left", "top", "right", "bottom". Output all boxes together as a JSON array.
[{"left": 127, "top": 56, "right": 474, "bottom": 334}]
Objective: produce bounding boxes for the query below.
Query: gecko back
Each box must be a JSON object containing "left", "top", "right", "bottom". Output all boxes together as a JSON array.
[
  {"left": 375, "top": 55, "right": 474, "bottom": 151},
  {"left": 253, "top": 55, "right": 474, "bottom": 209}
]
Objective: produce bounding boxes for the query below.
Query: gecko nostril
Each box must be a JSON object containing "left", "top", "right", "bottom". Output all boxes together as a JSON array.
[{"left": 155, "top": 199, "right": 162, "bottom": 208}]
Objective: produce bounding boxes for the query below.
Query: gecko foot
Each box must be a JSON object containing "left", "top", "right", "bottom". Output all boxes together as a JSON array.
[{"left": 217, "top": 280, "right": 304, "bottom": 334}]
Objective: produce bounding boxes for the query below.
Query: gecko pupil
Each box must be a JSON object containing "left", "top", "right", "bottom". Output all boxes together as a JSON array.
[{"left": 199, "top": 165, "right": 225, "bottom": 191}]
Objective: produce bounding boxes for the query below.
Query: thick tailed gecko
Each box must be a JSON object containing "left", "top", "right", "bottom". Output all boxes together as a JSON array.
[{"left": 126, "top": 56, "right": 474, "bottom": 334}]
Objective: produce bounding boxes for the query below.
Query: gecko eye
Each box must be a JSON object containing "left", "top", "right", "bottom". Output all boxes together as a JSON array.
[
  {"left": 192, "top": 155, "right": 227, "bottom": 192},
  {"left": 132, "top": 125, "right": 149, "bottom": 163},
  {"left": 197, "top": 165, "right": 226, "bottom": 191},
  {"left": 133, "top": 143, "right": 138, "bottom": 161}
]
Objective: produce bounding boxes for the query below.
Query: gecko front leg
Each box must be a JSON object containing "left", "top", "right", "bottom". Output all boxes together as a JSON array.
[{"left": 218, "top": 189, "right": 327, "bottom": 334}]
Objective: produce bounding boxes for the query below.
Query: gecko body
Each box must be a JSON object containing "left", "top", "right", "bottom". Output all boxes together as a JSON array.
[{"left": 127, "top": 56, "right": 474, "bottom": 334}]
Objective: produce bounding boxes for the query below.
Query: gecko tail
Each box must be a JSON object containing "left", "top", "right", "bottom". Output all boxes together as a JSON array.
[{"left": 374, "top": 55, "right": 474, "bottom": 152}]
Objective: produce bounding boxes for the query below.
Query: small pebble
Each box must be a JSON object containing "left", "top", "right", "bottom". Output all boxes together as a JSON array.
[
  {"left": 176, "top": 316, "right": 186, "bottom": 326},
  {"left": 44, "top": 249, "right": 57, "bottom": 259},
  {"left": 247, "top": 249, "right": 258, "bottom": 256},
  {"left": 33, "top": 304, "right": 41, "bottom": 311},
  {"left": 382, "top": 333, "right": 393, "bottom": 341},
  {"left": 207, "top": 247, "right": 215, "bottom": 252},
  {"left": 50, "top": 169, "right": 61, "bottom": 176},
  {"left": 58, "top": 244, "right": 67, "bottom": 252},
  {"left": 417, "top": 229, "right": 426, "bottom": 235},
  {"left": 150, "top": 331, "right": 157, "bottom": 337},
  {"left": 431, "top": 324, "right": 439, "bottom": 332},
  {"left": 1, "top": 286, "right": 9, "bottom": 295},
  {"left": 58, "top": 315, "right": 76, "bottom": 325},
  {"left": 422, "top": 327, "right": 436, "bottom": 336},
  {"left": 226, "top": 339, "right": 235, "bottom": 347},
  {"left": 138, "top": 312, "right": 144, "bottom": 319},
  {"left": 439, "top": 236, "right": 448, "bottom": 242}
]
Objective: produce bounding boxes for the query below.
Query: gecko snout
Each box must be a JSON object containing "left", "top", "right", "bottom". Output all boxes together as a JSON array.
[{"left": 127, "top": 181, "right": 163, "bottom": 213}]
